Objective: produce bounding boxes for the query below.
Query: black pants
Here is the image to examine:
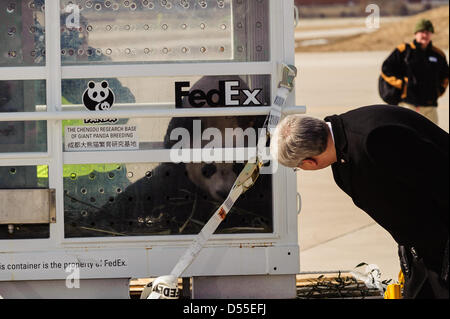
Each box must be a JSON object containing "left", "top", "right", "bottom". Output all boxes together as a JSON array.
[{"left": 398, "top": 243, "right": 449, "bottom": 299}]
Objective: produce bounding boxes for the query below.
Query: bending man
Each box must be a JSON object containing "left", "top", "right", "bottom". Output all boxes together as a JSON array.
[{"left": 271, "top": 105, "right": 448, "bottom": 299}]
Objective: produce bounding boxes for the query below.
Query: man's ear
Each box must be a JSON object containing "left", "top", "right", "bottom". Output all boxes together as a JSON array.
[{"left": 299, "top": 158, "right": 318, "bottom": 171}]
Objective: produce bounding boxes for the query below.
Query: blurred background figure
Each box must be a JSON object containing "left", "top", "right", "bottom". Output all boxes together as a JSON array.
[{"left": 381, "top": 18, "right": 449, "bottom": 124}]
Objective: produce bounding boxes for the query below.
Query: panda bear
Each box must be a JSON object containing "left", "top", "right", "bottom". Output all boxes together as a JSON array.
[
  {"left": 82, "top": 81, "right": 115, "bottom": 111},
  {"left": 65, "top": 76, "right": 273, "bottom": 238}
]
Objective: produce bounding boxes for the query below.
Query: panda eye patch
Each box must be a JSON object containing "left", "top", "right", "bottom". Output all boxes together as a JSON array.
[
  {"left": 92, "top": 92, "right": 97, "bottom": 98},
  {"left": 201, "top": 164, "right": 217, "bottom": 179},
  {"left": 100, "top": 91, "right": 105, "bottom": 97}
]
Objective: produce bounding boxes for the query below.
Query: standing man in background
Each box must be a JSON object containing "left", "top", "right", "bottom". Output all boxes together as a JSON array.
[{"left": 381, "top": 19, "right": 449, "bottom": 125}]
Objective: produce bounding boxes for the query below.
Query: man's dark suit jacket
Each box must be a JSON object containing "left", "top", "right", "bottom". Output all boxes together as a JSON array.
[{"left": 324, "top": 105, "right": 448, "bottom": 297}]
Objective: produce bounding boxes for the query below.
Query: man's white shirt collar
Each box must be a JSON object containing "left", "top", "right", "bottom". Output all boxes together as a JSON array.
[{"left": 326, "top": 122, "right": 335, "bottom": 143}]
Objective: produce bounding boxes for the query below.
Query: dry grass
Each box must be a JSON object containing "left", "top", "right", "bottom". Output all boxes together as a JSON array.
[{"left": 296, "top": 5, "right": 449, "bottom": 52}]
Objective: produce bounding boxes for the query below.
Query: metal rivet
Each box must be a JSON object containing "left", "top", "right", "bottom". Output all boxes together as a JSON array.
[
  {"left": 7, "top": 26, "right": 17, "bottom": 37},
  {"left": 7, "top": 3, "right": 16, "bottom": 13},
  {"left": 180, "top": 0, "right": 189, "bottom": 8}
]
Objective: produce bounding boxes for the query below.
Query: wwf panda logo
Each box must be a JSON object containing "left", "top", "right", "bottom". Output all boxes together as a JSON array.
[{"left": 82, "top": 81, "right": 115, "bottom": 111}]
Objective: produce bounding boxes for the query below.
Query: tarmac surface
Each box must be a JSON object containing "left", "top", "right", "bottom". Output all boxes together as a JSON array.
[{"left": 294, "top": 50, "right": 449, "bottom": 282}]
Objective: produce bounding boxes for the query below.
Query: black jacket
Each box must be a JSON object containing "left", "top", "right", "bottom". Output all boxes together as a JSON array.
[
  {"left": 324, "top": 105, "right": 449, "bottom": 272},
  {"left": 381, "top": 40, "right": 449, "bottom": 107}
]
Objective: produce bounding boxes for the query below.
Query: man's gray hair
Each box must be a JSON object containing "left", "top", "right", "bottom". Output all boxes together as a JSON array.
[{"left": 270, "top": 115, "right": 329, "bottom": 168}]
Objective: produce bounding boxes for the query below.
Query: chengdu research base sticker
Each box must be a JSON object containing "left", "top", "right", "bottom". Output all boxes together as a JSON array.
[
  {"left": 64, "top": 80, "right": 139, "bottom": 151},
  {"left": 64, "top": 125, "right": 139, "bottom": 151}
]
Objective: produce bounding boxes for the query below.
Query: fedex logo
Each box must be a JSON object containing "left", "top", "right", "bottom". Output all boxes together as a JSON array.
[{"left": 175, "top": 81, "right": 262, "bottom": 108}]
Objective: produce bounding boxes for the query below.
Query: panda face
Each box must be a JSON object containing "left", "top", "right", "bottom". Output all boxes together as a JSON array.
[
  {"left": 87, "top": 81, "right": 110, "bottom": 103},
  {"left": 186, "top": 162, "right": 237, "bottom": 201}
]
